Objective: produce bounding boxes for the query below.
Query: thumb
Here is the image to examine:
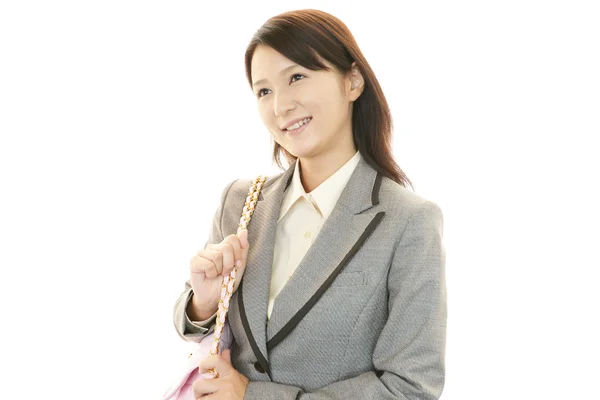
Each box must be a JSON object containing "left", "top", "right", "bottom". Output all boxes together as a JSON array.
[
  {"left": 238, "top": 228, "right": 249, "bottom": 250},
  {"left": 222, "top": 348, "right": 232, "bottom": 364},
  {"left": 238, "top": 228, "right": 249, "bottom": 266}
]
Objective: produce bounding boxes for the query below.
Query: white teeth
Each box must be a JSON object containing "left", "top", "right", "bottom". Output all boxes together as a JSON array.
[{"left": 285, "top": 118, "right": 311, "bottom": 131}]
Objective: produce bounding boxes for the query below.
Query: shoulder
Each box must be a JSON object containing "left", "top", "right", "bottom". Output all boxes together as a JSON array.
[
  {"left": 378, "top": 176, "right": 444, "bottom": 239},
  {"left": 231, "top": 171, "right": 283, "bottom": 194},
  {"left": 379, "top": 176, "right": 443, "bottom": 218},
  {"left": 216, "top": 170, "right": 286, "bottom": 204}
]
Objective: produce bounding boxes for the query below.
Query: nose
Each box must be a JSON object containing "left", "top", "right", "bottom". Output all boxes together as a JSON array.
[{"left": 273, "top": 90, "right": 296, "bottom": 117}]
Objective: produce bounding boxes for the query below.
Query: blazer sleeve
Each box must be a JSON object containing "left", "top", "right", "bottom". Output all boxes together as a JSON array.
[
  {"left": 172, "top": 178, "right": 238, "bottom": 343},
  {"left": 244, "top": 201, "right": 447, "bottom": 400}
]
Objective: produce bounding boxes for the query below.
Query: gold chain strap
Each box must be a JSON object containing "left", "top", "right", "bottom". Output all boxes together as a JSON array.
[{"left": 206, "top": 175, "right": 267, "bottom": 378}]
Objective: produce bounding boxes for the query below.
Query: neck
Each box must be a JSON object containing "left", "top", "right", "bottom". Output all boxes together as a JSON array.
[{"left": 298, "top": 145, "right": 357, "bottom": 193}]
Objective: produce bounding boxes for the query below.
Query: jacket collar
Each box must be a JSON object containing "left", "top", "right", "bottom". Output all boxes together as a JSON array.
[{"left": 278, "top": 151, "right": 362, "bottom": 222}]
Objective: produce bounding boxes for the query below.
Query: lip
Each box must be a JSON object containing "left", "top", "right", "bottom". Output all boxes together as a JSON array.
[
  {"left": 280, "top": 116, "right": 312, "bottom": 131},
  {"left": 283, "top": 117, "right": 312, "bottom": 136}
]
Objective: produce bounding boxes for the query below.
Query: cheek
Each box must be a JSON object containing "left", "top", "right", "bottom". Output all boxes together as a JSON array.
[
  {"left": 257, "top": 102, "right": 282, "bottom": 137},
  {"left": 302, "top": 89, "right": 337, "bottom": 115},
  {"left": 257, "top": 102, "right": 273, "bottom": 124},
  {"left": 321, "top": 94, "right": 348, "bottom": 123}
]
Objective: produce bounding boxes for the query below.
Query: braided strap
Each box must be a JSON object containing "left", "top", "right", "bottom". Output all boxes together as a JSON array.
[{"left": 206, "top": 175, "right": 267, "bottom": 378}]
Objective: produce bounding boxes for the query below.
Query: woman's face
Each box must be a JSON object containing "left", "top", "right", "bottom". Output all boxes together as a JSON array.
[{"left": 250, "top": 45, "right": 363, "bottom": 161}]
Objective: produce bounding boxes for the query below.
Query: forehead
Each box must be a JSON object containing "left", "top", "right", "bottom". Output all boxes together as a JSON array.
[
  {"left": 251, "top": 45, "right": 292, "bottom": 69},
  {"left": 251, "top": 45, "right": 337, "bottom": 83}
]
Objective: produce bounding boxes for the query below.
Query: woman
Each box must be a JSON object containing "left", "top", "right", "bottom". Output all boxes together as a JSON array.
[{"left": 173, "top": 9, "right": 447, "bottom": 400}]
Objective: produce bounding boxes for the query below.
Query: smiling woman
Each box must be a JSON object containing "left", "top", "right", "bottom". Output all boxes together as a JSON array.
[
  {"left": 243, "top": 11, "right": 412, "bottom": 192},
  {"left": 170, "top": 8, "right": 446, "bottom": 400},
  {"left": 249, "top": 45, "right": 361, "bottom": 188}
]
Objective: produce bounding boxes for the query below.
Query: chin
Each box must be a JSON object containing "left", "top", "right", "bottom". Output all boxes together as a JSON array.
[{"left": 290, "top": 147, "right": 321, "bottom": 159}]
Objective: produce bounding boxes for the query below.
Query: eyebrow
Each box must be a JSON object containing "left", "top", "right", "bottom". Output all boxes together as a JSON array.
[{"left": 252, "top": 64, "right": 301, "bottom": 88}]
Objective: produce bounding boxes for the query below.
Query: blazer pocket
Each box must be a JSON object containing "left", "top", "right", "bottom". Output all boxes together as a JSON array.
[{"left": 331, "top": 271, "right": 366, "bottom": 287}]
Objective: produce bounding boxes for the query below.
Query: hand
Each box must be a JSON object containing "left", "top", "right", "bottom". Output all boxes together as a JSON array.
[
  {"left": 188, "top": 229, "right": 250, "bottom": 320},
  {"left": 194, "top": 349, "right": 249, "bottom": 399}
]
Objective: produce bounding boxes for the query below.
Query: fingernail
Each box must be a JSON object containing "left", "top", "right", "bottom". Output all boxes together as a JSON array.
[{"left": 235, "top": 260, "right": 242, "bottom": 268}]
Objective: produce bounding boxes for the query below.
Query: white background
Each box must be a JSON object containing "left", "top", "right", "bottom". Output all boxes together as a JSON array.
[{"left": 1, "top": 1, "right": 598, "bottom": 399}]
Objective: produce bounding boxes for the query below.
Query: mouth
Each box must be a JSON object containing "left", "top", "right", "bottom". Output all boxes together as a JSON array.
[{"left": 282, "top": 117, "right": 312, "bottom": 135}]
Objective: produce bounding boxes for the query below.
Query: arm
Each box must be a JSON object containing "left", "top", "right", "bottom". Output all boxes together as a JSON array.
[
  {"left": 172, "top": 178, "right": 238, "bottom": 342},
  {"left": 244, "top": 201, "right": 447, "bottom": 400}
]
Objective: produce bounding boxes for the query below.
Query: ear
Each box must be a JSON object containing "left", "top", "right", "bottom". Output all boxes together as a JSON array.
[{"left": 347, "top": 62, "right": 365, "bottom": 102}]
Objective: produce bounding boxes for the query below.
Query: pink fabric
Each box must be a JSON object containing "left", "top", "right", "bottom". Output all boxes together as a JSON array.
[{"left": 163, "top": 320, "right": 233, "bottom": 400}]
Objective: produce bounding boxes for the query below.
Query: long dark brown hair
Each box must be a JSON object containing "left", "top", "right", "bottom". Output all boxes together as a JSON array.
[{"left": 244, "top": 9, "right": 412, "bottom": 188}]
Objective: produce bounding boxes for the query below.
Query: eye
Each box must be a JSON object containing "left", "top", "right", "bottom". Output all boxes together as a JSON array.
[
  {"left": 257, "top": 88, "right": 271, "bottom": 98},
  {"left": 290, "top": 73, "right": 305, "bottom": 83},
  {"left": 256, "top": 74, "right": 305, "bottom": 99}
]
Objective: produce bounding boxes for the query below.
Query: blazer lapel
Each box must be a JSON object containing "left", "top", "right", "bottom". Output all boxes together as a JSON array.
[
  {"left": 265, "top": 157, "right": 385, "bottom": 349},
  {"left": 235, "top": 162, "right": 295, "bottom": 377}
]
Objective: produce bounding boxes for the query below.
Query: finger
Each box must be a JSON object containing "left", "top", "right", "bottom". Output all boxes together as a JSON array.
[
  {"left": 204, "top": 243, "right": 227, "bottom": 275},
  {"left": 221, "top": 235, "right": 242, "bottom": 275},
  {"left": 197, "top": 394, "right": 218, "bottom": 400},
  {"left": 210, "top": 243, "right": 235, "bottom": 277},
  {"left": 200, "top": 354, "right": 232, "bottom": 377},
  {"left": 234, "top": 229, "right": 250, "bottom": 286},
  {"left": 192, "top": 377, "right": 219, "bottom": 398},
  {"left": 190, "top": 251, "right": 220, "bottom": 279},
  {"left": 199, "top": 354, "right": 219, "bottom": 374},
  {"left": 238, "top": 229, "right": 249, "bottom": 251}
]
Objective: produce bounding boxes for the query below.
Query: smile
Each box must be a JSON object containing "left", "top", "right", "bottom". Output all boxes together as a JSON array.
[{"left": 284, "top": 117, "right": 312, "bottom": 135}]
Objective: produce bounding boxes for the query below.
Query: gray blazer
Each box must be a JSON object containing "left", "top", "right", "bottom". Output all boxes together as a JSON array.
[{"left": 173, "top": 157, "right": 447, "bottom": 399}]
